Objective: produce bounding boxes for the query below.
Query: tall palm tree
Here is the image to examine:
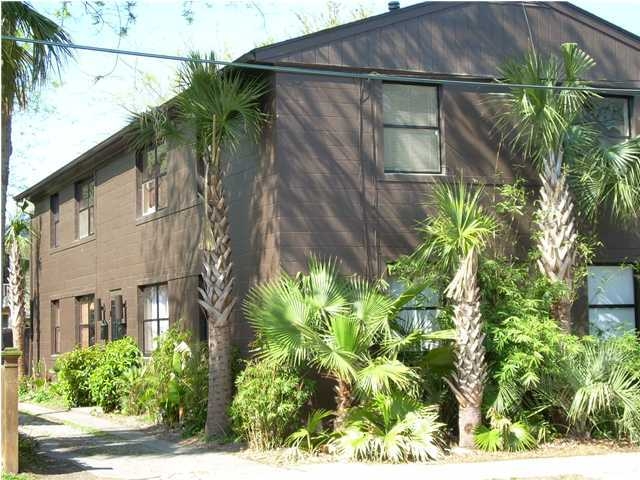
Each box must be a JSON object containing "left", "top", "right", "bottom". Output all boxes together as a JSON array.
[
  {"left": 175, "top": 53, "right": 268, "bottom": 438},
  {"left": 404, "top": 182, "right": 497, "bottom": 448},
  {"left": 244, "top": 258, "right": 444, "bottom": 428},
  {"left": 1, "top": 2, "right": 71, "bottom": 266},
  {"left": 495, "top": 43, "right": 640, "bottom": 331},
  {"left": 4, "top": 204, "right": 32, "bottom": 377}
]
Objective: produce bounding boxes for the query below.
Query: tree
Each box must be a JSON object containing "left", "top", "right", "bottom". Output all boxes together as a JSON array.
[
  {"left": 398, "top": 182, "right": 497, "bottom": 448},
  {"left": 495, "top": 43, "right": 640, "bottom": 332},
  {"left": 175, "top": 54, "right": 268, "bottom": 438},
  {"left": 4, "top": 203, "right": 32, "bottom": 377},
  {"left": 244, "top": 257, "right": 445, "bottom": 428},
  {"left": 1, "top": 2, "right": 71, "bottom": 277}
]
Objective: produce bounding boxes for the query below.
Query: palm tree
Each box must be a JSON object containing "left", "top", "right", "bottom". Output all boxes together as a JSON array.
[
  {"left": 1, "top": 2, "right": 71, "bottom": 267},
  {"left": 403, "top": 182, "right": 497, "bottom": 448},
  {"left": 495, "top": 43, "right": 640, "bottom": 331},
  {"left": 244, "top": 258, "right": 439, "bottom": 428},
  {"left": 175, "top": 53, "right": 268, "bottom": 438},
  {"left": 4, "top": 204, "right": 32, "bottom": 377}
]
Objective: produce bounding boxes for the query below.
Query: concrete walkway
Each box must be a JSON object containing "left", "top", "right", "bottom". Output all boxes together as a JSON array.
[{"left": 19, "top": 402, "right": 640, "bottom": 480}]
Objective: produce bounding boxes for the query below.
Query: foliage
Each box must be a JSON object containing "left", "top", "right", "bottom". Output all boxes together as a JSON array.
[
  {"left": 19, "top": 372, "right": 64, "bottom": 407},
  {"left": 475, "top": 415, "right": 536, "bottom": 452},
  {"left": 229, "top": 358, "right": 313, "bottom": 450},
  {"left": 88, "top": 337, "right": 141, "bottom": 412},
  {"left": 330, "top": 393, "right": 445, "bottom": 462},
  {"left": 122, "top": 327, "right": 208, "bottom": 434},
  {"left": 54, "top": 345, "right": 102, "bottom": 407},
  {"left": 550, "top": 338, "right": 640, "bottom": 442},
  {"left": 286, "top": 409, "right": 333, "bottom": 454},
  {"left": 245, "top": 257, "right": 437, "bottom": 419}
]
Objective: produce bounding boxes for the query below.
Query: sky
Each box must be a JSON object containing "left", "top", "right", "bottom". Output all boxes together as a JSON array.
[{"left": 7, "top": 0, "right": 640, "bottom": 211}]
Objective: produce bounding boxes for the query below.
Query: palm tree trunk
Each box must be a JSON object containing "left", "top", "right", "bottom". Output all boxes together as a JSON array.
[
  {"left": 8, "top": 239, "right": 26, "bottom": 377},
  {"left": 445, "top": 251, "right": 487, "bottom": 449},
  {"left": 333, "top": 378, "right": 352, "bottom": 430},
  {"left": 535, "top": 151, "right": 577, "bottom": 333},
  {"left": 2, "top": 101, "right": 13, "bottom": 273},
  {"left": 198, "top": 166, "right": 236, "bottom": 439}
]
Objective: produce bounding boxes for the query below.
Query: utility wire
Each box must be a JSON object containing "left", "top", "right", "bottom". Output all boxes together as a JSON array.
[{"left": 3, "top": 35, "right": 640, "bottom": 95}]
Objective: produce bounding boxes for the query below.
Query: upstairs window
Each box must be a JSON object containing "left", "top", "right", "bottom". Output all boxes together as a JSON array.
[
  {"left": 583, "top": 96, "right": 631, "bottom": 143},
  {"left": 383, "top": 84, "right": 441, "bottom": 174},
  {"left": 77, "top": 295, "right": 95, "bottom": 348},
  {"left": 50, "top": 193, "right": 60, "bottom": 248},
  {"left": 76, "top": 178, "right": 94, "bottom": 238},
  {"left": 141, "top": 283, "right": 169, "bottom": 354},
  {"left": 139, "top": 142, "right": 168, "bottom": 216},
  {"left": 587, "top": 265, "right": 637, "bottom": 337}
]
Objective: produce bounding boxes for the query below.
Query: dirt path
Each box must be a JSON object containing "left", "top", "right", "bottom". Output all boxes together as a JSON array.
[{"left": 18, "top": 402, "right": 640, "bottom": 480}]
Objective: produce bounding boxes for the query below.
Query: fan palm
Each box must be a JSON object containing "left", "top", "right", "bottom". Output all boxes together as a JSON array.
[
  {"left": 404, "top": 181, "right": 496, "bottom": 448},
  {"left": 244, "top": 258, "right": 441, "bottom": 427},
  {"left": 175, "top": 53, "right": 268, "bottom": 437},
  {"left": 1, "top": 2, "right": 71, "bottom": 266},
  {"left": 495, "top": 43, "right": 640, "bottom": 332},
  {"left": 4, "top": 203, "right": 33, "bottom": 377}
]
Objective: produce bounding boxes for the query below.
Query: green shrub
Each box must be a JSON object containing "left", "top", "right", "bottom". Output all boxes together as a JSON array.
[
  {"left": 475, "top": 414, "right": 536, "bottom": 452},
  {"left": 330, "top": 393, "right": 445, "bottom": 462},
  {"left": 89, "top": 337, "right": 141, "bottom": 412},
  {"left": 286, "top": 409, "right": 333, "bottom": 454},
  {"left": 121, "top": 327, "right": 208, "bottom": 434},
  {"left": 55, "top": 346, "right": 102, "bottom": 407},
  {"left": 229, "top": 359, "right": 313, "bottom": 450}
]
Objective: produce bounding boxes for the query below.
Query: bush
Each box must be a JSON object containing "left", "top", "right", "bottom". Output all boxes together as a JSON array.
[
  {"left": 121, "top": 327, "right": 208, "bottom": 434},
  {"left": 229, "top": 358, "right": 313, "bottom": 450},
  {"left": 89, "top": 337, "right": 141, "bottom": 412},
  {"left": 55, "top": 346, "right": 102, "bottom": 407},
  {"left": 330, "top": 393, "right": 445, "bottom": 462}
]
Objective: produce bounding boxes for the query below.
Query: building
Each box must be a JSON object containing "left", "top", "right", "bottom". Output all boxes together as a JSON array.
[{"left": 15, "top": 1, "right": 640, "bottom": 370}]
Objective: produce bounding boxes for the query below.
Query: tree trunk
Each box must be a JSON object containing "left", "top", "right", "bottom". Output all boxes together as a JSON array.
[
  {"left": 535, "top": 151, "right": 577, "bottom": 333},
  {"left": 445, "top": 251, "right": 487, "bottom": 449},
  {"left": 8, "top": 239, "right": 26, "bottom": 377},
  {"left": 2, "top": 101, "right": 13, "bottom": 273},
  {"left": 333, "top": 378, "right": 352, "bottom": 430},
  {"left": 458, "top": 405, "right": 482, "bottom": 448},
  {"left": 198, "top": 168, "right": 236, "bottom": 439}
]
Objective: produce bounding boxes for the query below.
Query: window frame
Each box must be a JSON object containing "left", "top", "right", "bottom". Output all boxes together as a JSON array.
[
  {"left": 76, "top": 295, "right": 95, "bottom": 348},
  {"left": 75, "top": 178, "right": 95, "bottom": 239},
  {"left": 50, "top": 193, "right": 60, "bottom": 248},
  {"left": 140, "top": 283, "right": 169, "bottom": 355},
  {"left": 137, "top": 141, "right": 168, "bottom": 217},
  {"left": 381, "top": 82, "right": 443, "bottom": 175},
  {"left": 51, "top": 300, "right": 61, "bottom": 354},
  {"left": 587, "top": 263, "right": 639, "bottom": 335}
]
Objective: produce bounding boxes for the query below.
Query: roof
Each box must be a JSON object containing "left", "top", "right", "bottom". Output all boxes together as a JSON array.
[{"left": 15, "top": 1, "right": 640, "bottom": 201}]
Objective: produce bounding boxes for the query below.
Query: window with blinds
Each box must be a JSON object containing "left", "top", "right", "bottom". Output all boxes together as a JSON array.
[{"left": 383, "top": 84, "right": 441, "bottom": 174}]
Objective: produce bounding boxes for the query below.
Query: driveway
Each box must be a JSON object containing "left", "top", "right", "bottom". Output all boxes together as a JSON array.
[{"left": 18, "top": 402, "right": 640, "bottom": 480}]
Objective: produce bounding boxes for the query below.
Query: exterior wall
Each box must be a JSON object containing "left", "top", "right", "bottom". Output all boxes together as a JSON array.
[{"left": 31, "top": 139, "right": 204, "bottom": 369}]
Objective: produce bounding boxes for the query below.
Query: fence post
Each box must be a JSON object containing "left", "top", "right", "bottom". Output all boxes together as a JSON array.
[{"left": 1, "top": 348, "right": 22, "bottom": 474}]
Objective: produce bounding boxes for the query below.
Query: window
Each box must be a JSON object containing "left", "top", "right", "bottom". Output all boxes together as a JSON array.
[
  {"left": 51, "top": 300, "right": 61, "bottom": 354},
  {"left": 383, "top": 84, "right": 441, "bottom": 174},
  {"left": 50, "top": 194, "right": 60, "bottom": 248},
  {"left": 587, "top": 265, "right": 637, "bottom": 337},
  {"left": 141, "top": 283, "right": 169, "bottom": 354},
  {"left": 583, "top": 96, "right": 631, "bottom": 143},
  {"left": 139, "top": 142, "right": 168, "bottom": 216},
  {"left": 389, "top": 280, "right": 440, "bottom": 350},
  {"left": 76, "top": 178, "right": 94, "bottom": 238},
  {"left": 77, "top": 295, "right": 95, "bottom": 348}
]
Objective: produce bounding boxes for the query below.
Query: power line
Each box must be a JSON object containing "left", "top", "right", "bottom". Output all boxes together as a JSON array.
[{"left": 3, "top": 35, "right": 640, "bottom": 95}]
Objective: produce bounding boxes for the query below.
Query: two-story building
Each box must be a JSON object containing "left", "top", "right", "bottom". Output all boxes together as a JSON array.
[{"left": 16, "top": 1, "right": 640, "bottom": 370}]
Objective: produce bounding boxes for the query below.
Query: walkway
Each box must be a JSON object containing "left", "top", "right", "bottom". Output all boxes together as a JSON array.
[{"left": 19, "top": 402, "right": 640, "bottom": 480}]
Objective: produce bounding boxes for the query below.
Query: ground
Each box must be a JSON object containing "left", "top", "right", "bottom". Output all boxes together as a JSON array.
[{"left": 11, "top": 402, "right": 640, "bottom": 480}]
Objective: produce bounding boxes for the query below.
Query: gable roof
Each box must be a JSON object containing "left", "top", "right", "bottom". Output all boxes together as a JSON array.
[{"left": 15, "top": 1, "right": 639, "bottom": 202}]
